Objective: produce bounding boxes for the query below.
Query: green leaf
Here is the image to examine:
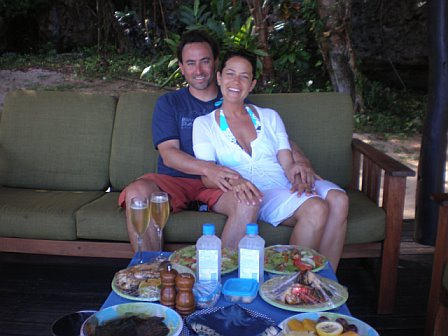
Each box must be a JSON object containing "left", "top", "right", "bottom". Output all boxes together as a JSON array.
[
  {"left": 140, "top": 66, "right": 152, "bottom": 79},
  {"left": 194, "top": 0, "right": 200, "bottom": 17},
  {"left": 168, "top": 58, "right": 178, "bottom": 68}
]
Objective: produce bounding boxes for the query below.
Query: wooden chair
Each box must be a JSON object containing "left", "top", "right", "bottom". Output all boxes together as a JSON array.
[{"left": 426, "top": 194, "right": 448, "bottom": 336}]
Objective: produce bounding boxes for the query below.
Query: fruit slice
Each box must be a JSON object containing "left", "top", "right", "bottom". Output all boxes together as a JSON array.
[
  {"left": 316, "top": 321, "right": 344, "bottom": 336},
  {"left": 302, "top": 319, "right": 317, "bottom": 331},
  {"left": 287, "top": 318, "right": 305, "bottom": 331},
  {"left": 341, "top": 332, "right": 359, "bottom": 336}
]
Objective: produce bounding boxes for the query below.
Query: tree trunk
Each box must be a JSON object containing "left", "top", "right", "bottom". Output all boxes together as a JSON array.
[
  {"left": 246, "top": 0, "right": 273, "bottom": 85},
  {"left": 415, "top": 0, "right": 448, "bottom": 245},
  {"left": 316, "top": 0, "right": 363, "bottom": 113}
]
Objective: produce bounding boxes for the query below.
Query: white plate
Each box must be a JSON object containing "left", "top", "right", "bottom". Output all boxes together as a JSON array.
[
  {"left": 80, "top": 302, "right": 183, "bottom": 336},
  {"left": 279, "top": 312, "right": 379, "bottom": 336}
]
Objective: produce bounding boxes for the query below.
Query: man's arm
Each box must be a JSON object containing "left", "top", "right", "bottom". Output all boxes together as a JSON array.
[{"left": 158, "top": 139, "right": 239, "bottom": 191}]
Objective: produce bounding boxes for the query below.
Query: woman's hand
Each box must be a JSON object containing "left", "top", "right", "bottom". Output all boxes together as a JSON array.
[{"left": 229, "top": 177, "right": 263, "bottom": 206}]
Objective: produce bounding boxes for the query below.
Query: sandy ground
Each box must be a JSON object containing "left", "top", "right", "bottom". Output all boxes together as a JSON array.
[{"left": 1, "top": 68, "right": 443, "bottom": 219}]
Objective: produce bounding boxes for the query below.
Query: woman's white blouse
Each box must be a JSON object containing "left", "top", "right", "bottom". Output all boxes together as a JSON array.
[{"left": 192, "top": 105, "right": 292, "bottom": 191}]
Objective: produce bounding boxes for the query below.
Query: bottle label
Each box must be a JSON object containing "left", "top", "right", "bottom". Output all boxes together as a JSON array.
[
  {"left": 239, "top": 248, "right": 260, "bottom": 281},
  {"left": 198, "top": 249, "right": 219, "bottom": 281}
]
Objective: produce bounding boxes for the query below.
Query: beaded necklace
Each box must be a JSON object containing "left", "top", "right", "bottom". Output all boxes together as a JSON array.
[{"left": 219, "top": 105, "right": 261, "bottom": 152}]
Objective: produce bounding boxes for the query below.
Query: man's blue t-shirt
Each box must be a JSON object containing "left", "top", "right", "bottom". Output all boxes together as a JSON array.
[{"left": 152, "top": 87, "right": 222, "bottom": 179}]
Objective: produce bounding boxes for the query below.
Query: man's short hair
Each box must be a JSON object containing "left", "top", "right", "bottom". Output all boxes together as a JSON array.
[
  {"left": 177, "top": 30, "right": 220, "bottom": 63},
  {"left": 219, "top": 49, "right": 257, "bottom": 78}
]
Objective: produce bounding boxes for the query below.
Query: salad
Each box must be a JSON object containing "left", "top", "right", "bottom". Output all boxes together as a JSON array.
[
  {"left": 169, "top": 245, "right": 238, "bottom": 274},
  {"left": 264, "top": 245, "right": 326, "bottom": 274}
]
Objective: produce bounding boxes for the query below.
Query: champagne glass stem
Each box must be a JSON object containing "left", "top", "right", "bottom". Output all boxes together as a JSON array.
[
  {"left": 157, "top": 228, "right": 163, "bottom": 258},
  {"left": 137, "top": 235, "right": 144, "bottom": 264}
]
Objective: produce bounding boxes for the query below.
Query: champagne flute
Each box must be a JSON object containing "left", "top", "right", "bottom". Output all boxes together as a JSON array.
[
  {"left": 130, "top": 196, "right": 150, "bottom": 264},
  {"left": 150, "top": 191, "right": 170, "bottom": 259}
]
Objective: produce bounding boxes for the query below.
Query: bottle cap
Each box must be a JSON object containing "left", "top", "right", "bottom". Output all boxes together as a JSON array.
[
  {"left": 246, "top": 223, "right": 258, "bottom": 235},
  {"left": 203, "top": 223, "right": 215, "bottom": 235}
]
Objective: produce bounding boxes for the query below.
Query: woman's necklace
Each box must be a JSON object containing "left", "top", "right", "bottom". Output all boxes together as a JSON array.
[{"left": 218, "top": 105, "right": 262, "bottom": 151}]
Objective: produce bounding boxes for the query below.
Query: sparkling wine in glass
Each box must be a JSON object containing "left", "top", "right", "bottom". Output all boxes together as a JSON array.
[
  {"left": 150, "top": 191, "right": 170, "bottom": 259},
  {"left": 130, "top": 196, "right": 150, "bottom": 264}
]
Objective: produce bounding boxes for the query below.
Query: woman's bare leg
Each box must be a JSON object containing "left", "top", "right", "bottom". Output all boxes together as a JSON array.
[
  {"left": 212, "top": 191, "right": 260, "bottom": 250},
  {"left": 318, "top": 190, "right": 349, "bottom": 271},
  {"left": 282, "top": 197, "right": 329, "bottom": 250}
]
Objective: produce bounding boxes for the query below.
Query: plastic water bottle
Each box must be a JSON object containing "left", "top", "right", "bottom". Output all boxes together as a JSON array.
[
  {"left": 238, "top": 223, "right": 265, "bottom": 284},
  {"left": 196, "top": 223, "right": 222, "bottom": 282}
]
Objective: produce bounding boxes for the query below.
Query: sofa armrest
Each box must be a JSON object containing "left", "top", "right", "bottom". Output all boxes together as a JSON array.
[
  {"left": 351, "top": 138, "right": 415, "bottom": 202},
  {"left": 351, "top": 137, "right": 415, "bottom": 313},
  {"left": 426, "top": 194, "right": 448, "bottom": 335}
]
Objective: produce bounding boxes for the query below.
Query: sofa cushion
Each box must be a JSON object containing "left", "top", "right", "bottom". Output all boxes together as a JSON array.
[
  {"left": 249, "top": 93, "right": 353, "bottom": 188},
  {"left": 76, "top": 192, "right": 128, "bottom": 241},
  {"left": 75, "top": 192, "right": 228, "bottom": 242},
  {"left": 0, "top": 187, "right": 104, "bottom": 240},
  {"left": 0, "top": 90, "right": 117, "bottom": 190},
  {"left": 109, "top": 92, "right": 159, "bottom": 191},
  {"left": 81, "top": 190, "right": 385, "bottom": 246}
]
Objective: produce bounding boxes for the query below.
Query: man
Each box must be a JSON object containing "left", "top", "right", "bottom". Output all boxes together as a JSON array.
[{"left": 119, "top": 30, "right": 319, "bottom": 252}]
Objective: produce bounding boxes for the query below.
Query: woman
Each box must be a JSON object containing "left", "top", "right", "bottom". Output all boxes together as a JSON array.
[{"left": 192, "top": 50, "right": 348, "bottom": 270}]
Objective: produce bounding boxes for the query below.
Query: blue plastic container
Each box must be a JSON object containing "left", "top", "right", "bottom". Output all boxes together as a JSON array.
[{"left": 222, "top": 278, "right": 259, "bottom": 304}]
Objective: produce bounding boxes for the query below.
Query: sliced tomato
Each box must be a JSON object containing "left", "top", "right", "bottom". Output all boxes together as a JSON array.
[
  {"left": 313, "top": 254, "right": 324, "bottom": 266},
  {"left": 293, "top": 258, "right": 312, "bottom": 271}
]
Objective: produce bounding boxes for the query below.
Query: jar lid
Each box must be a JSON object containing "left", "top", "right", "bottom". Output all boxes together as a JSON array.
[{"left": 222, "top": 278, "right": 258, "bottom": 297}]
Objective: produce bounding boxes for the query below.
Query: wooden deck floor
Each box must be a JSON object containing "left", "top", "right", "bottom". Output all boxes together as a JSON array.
[{"left": 0, "top": 220, "right": 434, "bottom": 336}]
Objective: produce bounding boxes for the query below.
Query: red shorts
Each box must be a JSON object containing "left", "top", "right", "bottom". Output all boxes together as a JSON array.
[{"left": 118, "top": 173, "right": 224, "bottom": 213}]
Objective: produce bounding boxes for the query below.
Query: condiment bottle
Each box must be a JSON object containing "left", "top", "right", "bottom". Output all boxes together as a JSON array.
[
  {"left": 175, "top": 273, "right": 195, "bottom": 316},
  {"left": 160, "top": 264, "right": 178, "bottom": 308}
]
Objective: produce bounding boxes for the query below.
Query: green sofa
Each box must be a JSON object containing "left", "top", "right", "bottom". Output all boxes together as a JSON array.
[{"left": 0, "top": 90, "right": 414, "bottom": 313}]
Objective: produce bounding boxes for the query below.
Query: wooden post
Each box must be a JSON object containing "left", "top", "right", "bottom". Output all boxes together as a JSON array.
[{"left": 415, "top": 0, "right": 448, "bottom": 245}]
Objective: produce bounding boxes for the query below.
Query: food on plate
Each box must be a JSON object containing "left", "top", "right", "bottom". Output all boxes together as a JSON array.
[
  {"left": 89, "top": 315, "right": 169, "bottom": 336},
  {"left": 260, "top": 269, "right": 348, "bottom": 312},
  {"left": 168, "top": 245, "right": 238, "bottom": 273},
  {"left": 265, "top": 245, "right": 326, "bottom": 273},
  {"left": 284, "top": 316, "right": 360, "bottom": 336},
  {"left": 113, "top": 260, "right": 163, "bottom": 299},
  {"left": 287, "top": 318, "right": 317, "bottom": 332},
  {"left": 315, "top": 321, "right": 344, "bottom": 336},
  {"left": 279, "top": 271, "right": 333, "bottom": 305}
]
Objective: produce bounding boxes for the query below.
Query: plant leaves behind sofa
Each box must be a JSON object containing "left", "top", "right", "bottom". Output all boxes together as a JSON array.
[{"left": 0, "top": 90, "right": 414, "bottom": 313}]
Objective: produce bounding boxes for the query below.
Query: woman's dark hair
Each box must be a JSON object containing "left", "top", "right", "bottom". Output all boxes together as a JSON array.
[
  {"left": 219, "top": 49, "right": 257, "bottom": 78},
  {"left": 177, "top": 30, "right": 219, "bottom": 63}
]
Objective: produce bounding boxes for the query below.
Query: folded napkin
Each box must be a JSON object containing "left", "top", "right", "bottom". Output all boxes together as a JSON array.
[{"left": 185, "top": 304, "right": 280, "bottom": 336}]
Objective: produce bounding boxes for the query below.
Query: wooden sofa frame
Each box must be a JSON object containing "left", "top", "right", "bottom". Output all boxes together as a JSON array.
[
  {"left": 425, "top": 194, "right": 448, "bottom": 336},
  {"left": 0, "top": 137, "right": 415, "bottom": 314}
]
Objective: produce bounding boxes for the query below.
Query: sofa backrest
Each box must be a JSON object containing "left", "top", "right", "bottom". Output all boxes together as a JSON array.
[
  {"left": 0, "top": 90, "right": 117, "bottom": 191},
  {"left": 249, "top": 92, "right": 353, "bottom": 187},
  {"left": 110, "top": 91, "right": 353, "bottom": 191},
  {"left": 109, "top": 92, "right": 159, "bottom": 191}
]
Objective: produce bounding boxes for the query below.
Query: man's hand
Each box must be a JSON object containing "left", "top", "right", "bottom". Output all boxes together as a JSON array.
[
  {"left": 294, "top": 160, "right": 316, "bottom": 188},
  {"left": 290, "top": 173, "right": 315, "bottom": 196},
  {"left": 203, "top": 163, "right": 240, "bottom": 192},
  {"left": 230, "top": 177, "right": 263, "bottom": 205}
]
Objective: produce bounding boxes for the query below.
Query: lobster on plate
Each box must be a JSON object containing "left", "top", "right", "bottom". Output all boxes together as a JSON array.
[{"left": 280, "top": 270, "right": 334, "bottom": 305}]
